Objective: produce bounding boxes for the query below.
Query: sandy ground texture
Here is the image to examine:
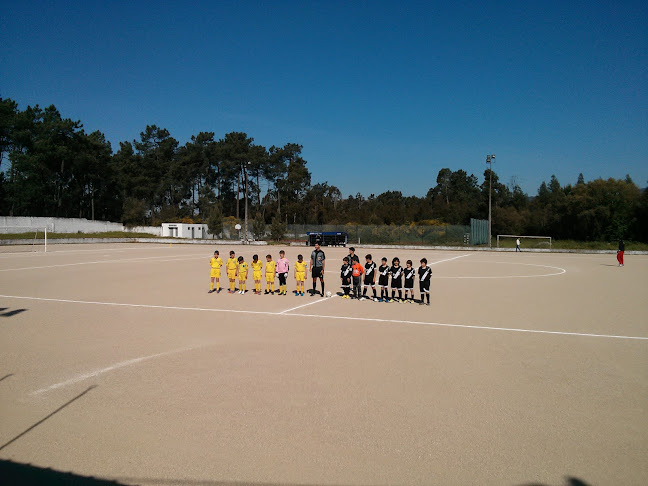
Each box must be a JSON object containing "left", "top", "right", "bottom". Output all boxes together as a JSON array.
[{"left": 0, "top": 243, "right": 646, "bottom": 486}]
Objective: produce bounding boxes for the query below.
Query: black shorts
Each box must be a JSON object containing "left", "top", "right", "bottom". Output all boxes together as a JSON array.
[
  {"left": 378, "top": 275, "right": 389, "bottom": 287},
  {"left": 363, "top": 276, "right": 374, "bottom": 286},
  {"left": 404, "top": 278, "right": 414, "bottom": 290},
  {"left": 312, "top": 267, "right": 323, "bottom": 278},
  {"left": 391, "top": 277, "right": 402, "bottom": 289},
  {"left": 278, "top": 272, "right": 287, "bottom": 285},
  {"left": 419, "top": 280, "right": 430, "bottom": 293},
  {"left": 341, "top": 277, "right": 351, "bottom": 286}
]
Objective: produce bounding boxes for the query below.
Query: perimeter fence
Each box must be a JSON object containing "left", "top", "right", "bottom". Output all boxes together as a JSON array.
[{"left": 283, "top": 224, "right": 471, "bottom": 246}]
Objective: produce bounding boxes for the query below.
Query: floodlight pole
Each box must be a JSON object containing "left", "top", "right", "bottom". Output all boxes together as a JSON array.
[
  {"left": 486, "top": 154, "right": 495, "bottom": 248},
  {"left": 243, "top": 161, "right": 250, "bottom": 243}
]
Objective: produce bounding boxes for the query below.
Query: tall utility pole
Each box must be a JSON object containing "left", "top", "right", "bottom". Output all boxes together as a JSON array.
[
  {"left": 243, "top": 161, "right": 250, "bottom": 243},
  {"left": 486, "top": 154, "right": 495, "bottom": 248}
]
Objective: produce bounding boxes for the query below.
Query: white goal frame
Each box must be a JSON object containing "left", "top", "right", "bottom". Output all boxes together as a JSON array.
[
  {"left": 497, "top": 234, "right": 552, "bottom": 249},
  {"left": 0, "top": 226, "right": 48, "bottom": 252}
]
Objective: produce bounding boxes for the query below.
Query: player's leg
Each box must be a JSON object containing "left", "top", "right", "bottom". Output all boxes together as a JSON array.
[{"left": 209, "top": 276, "right": 215, "bottom": 293}]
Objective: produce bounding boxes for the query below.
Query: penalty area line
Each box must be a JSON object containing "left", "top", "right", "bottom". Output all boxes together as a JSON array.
[
  {"left": 31, "top": 346, "right": 203, "bottom": 396},
  {"left": 287, "top": 312, "right": 648, "bottom": 341},
  {"left": 1, "top": 294, "right": 646, "bottom": 342}
]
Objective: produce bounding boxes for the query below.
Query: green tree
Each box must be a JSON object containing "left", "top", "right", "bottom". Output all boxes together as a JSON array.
[
  {"left": 207, "top": 204, "right": 224, "bottom": 238},
  {"left": 269, "top": 214, "right": 287, "bottom": 241},
  {"left": 252, "top": 212, "right": 266, "bottom": 240}
]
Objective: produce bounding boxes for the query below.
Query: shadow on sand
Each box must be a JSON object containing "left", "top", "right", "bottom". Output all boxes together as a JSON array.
[{"left": 0, "top": 307, "right": 27, "bottom": 317}]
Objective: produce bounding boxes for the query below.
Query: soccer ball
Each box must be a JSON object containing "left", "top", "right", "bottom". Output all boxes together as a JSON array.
[{"left": 326, "top": 291, "right": 332, "bottom": 298}]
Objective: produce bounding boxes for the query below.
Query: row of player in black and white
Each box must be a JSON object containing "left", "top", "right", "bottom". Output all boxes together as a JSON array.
[{"left": 340, "top": 254, "right": 432, "bottom": 306}]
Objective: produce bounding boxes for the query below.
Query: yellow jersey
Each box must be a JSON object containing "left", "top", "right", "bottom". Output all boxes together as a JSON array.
[
  {"left": 294, "top": 261, "right": 307, "bottom": 273},
  {"left": 265, "top": 260, "right": 276, "bottom": 274},
  {"left": 238, "top": 261, "right": 248, "bottom": 277},
  {"left": 210, "top": 256, "right": 223, "bottom": 269},
  {"left": 251, "top": 261, "right": 263, "bottom": 274},
  {"left": 226, "top": 257, "right": 238, "bottom": 271}
]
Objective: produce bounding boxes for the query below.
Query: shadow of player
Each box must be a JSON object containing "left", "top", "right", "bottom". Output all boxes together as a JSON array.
[
  {"left": 518, "top": 476, "right": 592, "bottom": 486},
  {"left": 0, "top": 308, "right": 27, "bottom": 317}
]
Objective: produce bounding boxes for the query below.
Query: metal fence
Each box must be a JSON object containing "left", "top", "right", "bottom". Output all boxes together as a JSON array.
[
  {"left": 284, "top": 224, "right": 471, "bottom": 246},
  {"left": 469, "top": 218, "right": 488, "bottom": 246}
]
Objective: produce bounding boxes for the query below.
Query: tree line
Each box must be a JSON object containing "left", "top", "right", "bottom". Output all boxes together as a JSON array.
[{"left": 1, "top": 97, "right": 646, "bottom": 242}]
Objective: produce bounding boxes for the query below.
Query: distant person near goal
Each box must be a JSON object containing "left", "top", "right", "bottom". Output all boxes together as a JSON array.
[
  {"left": 617, "top": 239, "right": 625, "bottom": 267},
  {"left": 310, "top": 243, "right": 326, "bottom": 297},
  {"left": 516, "top": 238, "right": 521, "bottom": 252}
]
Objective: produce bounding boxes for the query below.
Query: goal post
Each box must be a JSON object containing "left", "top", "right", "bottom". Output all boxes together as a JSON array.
[
  {"left": 0, "top": 226, "right": 48, "bottom": 252},
  {"left": 497, "top": 234, "right": 552, "bottom": 250}
]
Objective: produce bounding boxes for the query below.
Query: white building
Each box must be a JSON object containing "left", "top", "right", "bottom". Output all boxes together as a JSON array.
[{"left": 161, "top": 223, "right": 207, "bottom": 239}]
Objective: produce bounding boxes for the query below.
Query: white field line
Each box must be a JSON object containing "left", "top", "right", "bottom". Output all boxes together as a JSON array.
[
  {"left": 279, "top": 294, "right": 338, "bottom": 314},
  {"left": 0, "top": 253, "right": 206, "bottom": 272},
  {"left": 434, "top": 261, "right": 567, "bottom": 279},
  {"left": 30, "top": 345, "right": 204, "bottom": 396},
  {"left": 1, "top": 294, "right": 646, "bottom": 342},
  {"left": 429, "top": 254, "right": 472, "bottom": 265}
]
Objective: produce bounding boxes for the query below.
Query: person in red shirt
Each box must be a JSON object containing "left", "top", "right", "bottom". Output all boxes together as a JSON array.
[{"left": 351, "top": 259, "right": 364, "bottom": 299}]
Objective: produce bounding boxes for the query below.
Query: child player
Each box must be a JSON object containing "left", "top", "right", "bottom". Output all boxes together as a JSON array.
[
  {"left": 390, "top": 257, "right": 404, "bottom": 303},
  {"left": 237, "top": 256, "right": 248, "bottom": 294},
  {"left": 362, "top": 254, "right": 377, "bottom": 301},
  {"left": 377, "top": 257, "right": 390, "bottom": 302},
  {"left": 351, "top": 257, "right": 364, "bottom": 299},
  {"left": 208, "top": 250, "right": 223, "bottom": 293},
  {"left": 418, "top": 258, "right": 432, "bottom": 306},
  {"left": 226, "top": 250, "right": 238, "bottom": 293},
  {"left": 294, "top": 254, "right": 307, "bottom": 296},
  {"left": 264, "top": 254, "right": 276, "bottom": 294},
  {"left": 340, "top": 256, "right": 352, "bottom": 299},
  {"left": 276, "top": 250, "right": 290, "bottom": 296},
  {"left": 347, "top": 247, "right": 360, "bottom": 295},
  {"left": 251, "top": 254, "right": 263, "bottom": 295},
  {"left": 403, "top": 260, "right": 416, "bottom": 303}
]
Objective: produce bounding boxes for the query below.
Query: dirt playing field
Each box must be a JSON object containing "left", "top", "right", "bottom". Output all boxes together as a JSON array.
[{"left": 0, "top": 243, "right": 646, "bottom": 486}]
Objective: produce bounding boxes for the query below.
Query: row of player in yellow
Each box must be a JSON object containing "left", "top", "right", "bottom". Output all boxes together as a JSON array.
[{"left": 209, "top": 250, "right": 308, "bottom": 295}]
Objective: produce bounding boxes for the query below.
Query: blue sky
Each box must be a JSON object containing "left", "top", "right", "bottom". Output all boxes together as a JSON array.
[{"left": 1, "top": 1, "right": 646, "bottom": 197}]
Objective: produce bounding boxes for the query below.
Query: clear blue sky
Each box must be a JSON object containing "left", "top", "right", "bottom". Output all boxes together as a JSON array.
[{"left": 1, "top": 1, "right": 646, "bottom": 197}]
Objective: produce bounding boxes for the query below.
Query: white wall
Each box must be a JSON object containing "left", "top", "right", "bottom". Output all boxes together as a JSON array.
[{"left": 0, "top": 216, "right": 161, "bottom": 236}]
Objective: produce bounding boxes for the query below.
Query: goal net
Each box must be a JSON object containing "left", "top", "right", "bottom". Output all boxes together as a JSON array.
[
  {"left": 497, "top": 234, "right": 552, "bottom": 250},
  {"left": 0, "top": 226, "right": 48, "bottom": 253}
]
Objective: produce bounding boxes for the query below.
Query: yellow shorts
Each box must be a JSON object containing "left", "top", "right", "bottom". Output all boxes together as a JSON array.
[
  {"left": 210, "top": 269, "right": 221, "bottom": 278},
  {"left": 265, "top": 274, "right": 274, "bottom": 282},
  {"left": 227, "top": 270, "right": 237, "bottom": 279},
  {"left": 295, "top": 272, "right": 305, "bottom": 282},
  {"left": 253, "top": 272, "right": 262, "bottom": 280},
  {"left": 239, "top": 273, "right": 247, "bottom": 281}
]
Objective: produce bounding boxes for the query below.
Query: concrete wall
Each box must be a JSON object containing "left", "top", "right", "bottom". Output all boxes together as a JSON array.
[{"left": 0, "top": 216, "right": 161, "bottom": 236}]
